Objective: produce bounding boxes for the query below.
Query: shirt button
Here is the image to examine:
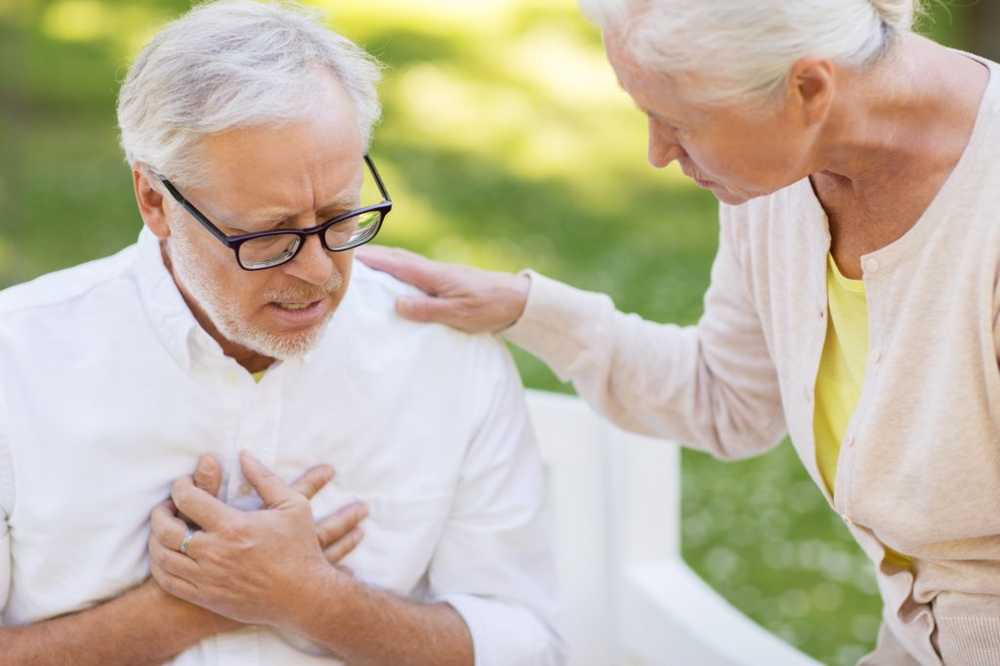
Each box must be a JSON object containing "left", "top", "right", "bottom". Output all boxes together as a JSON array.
[
  {"left": 872, "top": 349, "right": 882, "bottom": 365},
  {"left": 819, "top": 308, "right": 826, "bottom": 320},
  {"left": 846, "top": 434, "right": 856, "bottom": 448},
  {"left": 803, "top": 386, "right": 812, "bottom": 402},
  {"left": 863, "top": 258, "right": 880, "bottom": 274}
]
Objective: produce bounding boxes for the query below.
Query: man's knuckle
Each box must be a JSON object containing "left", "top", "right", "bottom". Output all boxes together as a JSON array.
[{"left": 220, "top": 522, "right": 244, "bottom": 541}]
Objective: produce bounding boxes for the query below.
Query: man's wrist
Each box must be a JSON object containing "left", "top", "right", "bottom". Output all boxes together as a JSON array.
[
  {"left": 141, "top": 578, "right": 240, "bottom": 638},
  {"left": 282, "top": 565, "right": 356, "bottom": 639}
]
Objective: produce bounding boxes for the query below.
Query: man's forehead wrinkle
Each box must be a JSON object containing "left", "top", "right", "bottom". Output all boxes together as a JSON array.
[{"left": 244, "top": 191, "right": 359, "bottom": 223}]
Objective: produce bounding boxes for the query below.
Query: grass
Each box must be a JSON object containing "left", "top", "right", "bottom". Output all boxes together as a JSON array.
[{"left": 0, "top": 1, "right": 976, "bottom": 663}]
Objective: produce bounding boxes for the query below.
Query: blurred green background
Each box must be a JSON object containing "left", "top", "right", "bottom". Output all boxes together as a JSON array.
[{"left": 1, "top": 1, "right": 995, "bottom": 663}]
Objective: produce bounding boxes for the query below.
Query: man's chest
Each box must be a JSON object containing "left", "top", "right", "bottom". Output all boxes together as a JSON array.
[{"left": 4, "top": 368, "right": 473, "bottom": 624}]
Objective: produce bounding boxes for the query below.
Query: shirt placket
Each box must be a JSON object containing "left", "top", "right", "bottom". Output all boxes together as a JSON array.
[{"left": 215, "top": 366, "right": 284, "bottom": 665}]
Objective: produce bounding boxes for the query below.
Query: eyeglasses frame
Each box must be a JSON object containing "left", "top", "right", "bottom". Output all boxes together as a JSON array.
[{"left": 159, "top": 154, "right": 393, "bottom": 271}]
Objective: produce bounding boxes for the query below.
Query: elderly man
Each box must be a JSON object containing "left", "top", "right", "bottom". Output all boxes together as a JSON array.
[{"left": 0, "top": 2, "right": 564, "bottom": 664}]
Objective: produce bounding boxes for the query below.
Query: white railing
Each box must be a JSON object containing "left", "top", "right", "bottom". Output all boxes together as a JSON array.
[{"left": 525, "top": 390, "right": 821, "bottom": 666}]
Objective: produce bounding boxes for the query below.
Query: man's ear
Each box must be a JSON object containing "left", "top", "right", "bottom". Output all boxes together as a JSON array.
[
  {"left": 786, "top": 58, "right": 836, "bottom": 128},
  {"left": 132, "top": 166, "right": 171, "bottom": 240}
]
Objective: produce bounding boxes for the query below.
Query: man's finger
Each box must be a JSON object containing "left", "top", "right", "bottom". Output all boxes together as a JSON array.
[
  {"left": 317, "top": 502, "right": 369, "bottom": 549},
  {"left": 193, "top": 454, "right": 223, "bottom": 498},
  {"left": 151, "top": 500, "right": 193, "bottom": 552},
  {"left": 323, "top": 527, "right": 364, "bottom": 564},
  {"left": 289, "top": 464, "right": 335, "bottom": 500},
  {"left": 171, "top": 476, "right": 240, "bottom": 532},
  {"left": 355, "top": 246, "right": 440, "bottom": 294},
  {"left": 149, "top": 530, "right": 201, "bottom": 580},
  {"left": 240, "top": 451, "right": 295, "bottom": 508},
  {"left": 151, "top": 564, "right": 201, "bottom": 605}
]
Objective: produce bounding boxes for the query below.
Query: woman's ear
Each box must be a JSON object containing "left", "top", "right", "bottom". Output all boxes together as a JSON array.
[
  {"left": 787, "top": 58, "right": 836, "bottom": 128},
  {"left": 132, "top": 166, "right": 171, "bottom": 240}
]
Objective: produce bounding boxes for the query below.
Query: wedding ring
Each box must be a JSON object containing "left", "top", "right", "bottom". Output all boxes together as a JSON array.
[{"left": 179, "top": 528, "right": 195, "bottom": 556}]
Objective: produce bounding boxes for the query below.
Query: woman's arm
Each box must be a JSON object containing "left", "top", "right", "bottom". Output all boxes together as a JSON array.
[{"left": 357, "top": 207, "right": 786, "bottom": 459}]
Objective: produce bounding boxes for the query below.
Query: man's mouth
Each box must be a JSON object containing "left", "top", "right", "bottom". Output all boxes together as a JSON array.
[
  {"left": 273, "top": 301, "right": 318, "bottom": 311},
  {"left": 266, "top": 298, "right": 330, "bottom": 328}
]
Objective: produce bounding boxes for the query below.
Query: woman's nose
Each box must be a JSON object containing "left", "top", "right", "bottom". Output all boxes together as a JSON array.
[{"left": 647, "top": 120, "right": 684, "bottom": 168}]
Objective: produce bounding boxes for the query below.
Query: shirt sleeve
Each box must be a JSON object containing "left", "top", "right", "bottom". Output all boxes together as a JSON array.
[
  {"left": 503, "top": 204, "right": 786, "bottom": 460},
  {"left": 428, "top": 338, "right": 567, "bottom": 666}
]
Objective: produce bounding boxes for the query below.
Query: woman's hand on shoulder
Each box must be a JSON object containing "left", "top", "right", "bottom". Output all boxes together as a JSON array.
[{"left": 355, "top": 245, "right": 530, "bottom": 334}]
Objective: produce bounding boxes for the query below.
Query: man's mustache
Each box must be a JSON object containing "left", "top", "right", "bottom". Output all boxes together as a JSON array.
[{"left": 262, "top": 273, "right": 344, "bottom": 303}]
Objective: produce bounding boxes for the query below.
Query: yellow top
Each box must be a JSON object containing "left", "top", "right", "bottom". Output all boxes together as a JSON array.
[
  {"left": 252, "top": 371, "right": 265, "bottom": 384},
  {"left": 814, "top": 254, "right": 912, "bottom": 570}
]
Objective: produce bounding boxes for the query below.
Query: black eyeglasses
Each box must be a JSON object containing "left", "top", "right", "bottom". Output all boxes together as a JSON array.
[{"left": 160, "top": 155, "right": 392, "bottom": 271}]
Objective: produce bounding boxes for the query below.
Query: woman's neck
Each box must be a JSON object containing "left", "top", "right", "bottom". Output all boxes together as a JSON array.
[{"left": 815, "top": 34, "right": 988, "bottom": 199}]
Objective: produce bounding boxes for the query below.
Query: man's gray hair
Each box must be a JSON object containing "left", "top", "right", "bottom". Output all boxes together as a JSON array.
[
  {"left": 117, "top": 0, "right": 382, "bottom": 186},
  {"left": 579, "top": 0, "right": 925, "bottom": 105}
]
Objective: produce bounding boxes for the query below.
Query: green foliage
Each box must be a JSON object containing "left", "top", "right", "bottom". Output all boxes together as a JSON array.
[{"left": 0, "top": 1, "right": 976, "bottom": 663}]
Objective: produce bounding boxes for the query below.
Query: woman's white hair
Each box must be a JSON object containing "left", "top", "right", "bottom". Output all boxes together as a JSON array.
[
  {"left": 117, "top": 0, "right": 382, "bottom": 186},
  {"left": 580, "top": 0, "right": 925, "bottom": 105}
]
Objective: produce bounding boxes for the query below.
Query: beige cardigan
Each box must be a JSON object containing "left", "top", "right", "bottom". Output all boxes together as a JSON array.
[{"left": 505, "top": 56, "right": 1000, "bottom": 665}]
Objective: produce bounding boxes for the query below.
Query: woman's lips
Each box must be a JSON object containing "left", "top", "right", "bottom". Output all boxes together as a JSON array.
[{"left": 681, "top": 164, "right": 716, "bottom": 188}]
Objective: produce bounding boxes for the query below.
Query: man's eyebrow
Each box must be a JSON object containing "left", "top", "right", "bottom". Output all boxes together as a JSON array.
[{"left": 240, "top": 194, "right": 361, "bottom": 225}]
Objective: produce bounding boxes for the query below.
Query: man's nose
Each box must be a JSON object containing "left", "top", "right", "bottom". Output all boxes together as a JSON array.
[{"left": 285, "top": 233, "right": 335, "bottom": 286}]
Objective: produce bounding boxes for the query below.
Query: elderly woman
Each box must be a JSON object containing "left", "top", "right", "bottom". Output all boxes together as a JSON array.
[{"left": 359, "top": 0, "right": 1000, "bottom": 664}]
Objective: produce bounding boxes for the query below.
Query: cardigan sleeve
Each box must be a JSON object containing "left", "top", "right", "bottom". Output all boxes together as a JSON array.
[
  {"left": 994, "top": 274, "right": 1000, "bottom": 366},
  {"left": 503, "top": 204, "right": 786, "bottom": 460}
]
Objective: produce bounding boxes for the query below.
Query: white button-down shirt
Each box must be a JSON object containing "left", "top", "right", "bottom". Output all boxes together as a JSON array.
[{"left": 0, "top": 227, "right": 565, "bottom": 665}]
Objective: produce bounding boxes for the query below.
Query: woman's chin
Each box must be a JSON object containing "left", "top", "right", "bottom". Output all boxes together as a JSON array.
[{"left": 712, "top": 186, "right": 752, "bottom": 206}]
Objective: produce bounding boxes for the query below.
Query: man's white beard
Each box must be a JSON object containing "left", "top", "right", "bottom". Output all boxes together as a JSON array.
[{"left": 167, "top": 228, "right": 341, "bottom": 361}]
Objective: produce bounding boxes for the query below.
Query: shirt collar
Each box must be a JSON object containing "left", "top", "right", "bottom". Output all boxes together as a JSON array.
[
  {"left": 134, "top": 226, "right": 223, "bottom": 371},
  {"left": 133, "top": 226, "right": 317, "bottom": 374}
]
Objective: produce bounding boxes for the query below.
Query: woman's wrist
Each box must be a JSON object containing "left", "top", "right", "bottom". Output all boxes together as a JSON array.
[{"left": 498, "top": 271, "right": 531, "bottom": 331}]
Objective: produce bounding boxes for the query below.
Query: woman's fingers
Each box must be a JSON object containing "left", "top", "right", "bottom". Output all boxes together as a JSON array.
[
  {"left": 358, "top": 245, "right": 530, "bottom": 333},
  {"left": 355, "top": 246, "right": 442, "bottom": 294},
  {"left": 396, "top": 294, "right": 465, "bottom": 326}
]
